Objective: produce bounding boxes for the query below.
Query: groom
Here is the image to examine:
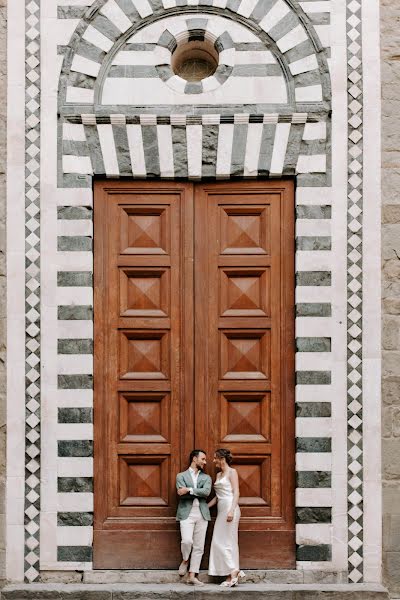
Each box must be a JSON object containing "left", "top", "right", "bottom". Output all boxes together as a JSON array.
[{"left": 176, "top": 449, "right": 212, "bottom": 585}]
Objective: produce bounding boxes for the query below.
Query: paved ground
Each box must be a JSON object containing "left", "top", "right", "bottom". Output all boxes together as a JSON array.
[{"left": 0, "top": 582, "right": 390, "bottom": 600}]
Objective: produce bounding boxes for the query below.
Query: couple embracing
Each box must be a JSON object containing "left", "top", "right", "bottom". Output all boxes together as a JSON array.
[{"left": 176, "top": 448, "right": 245, "bottom": 588}]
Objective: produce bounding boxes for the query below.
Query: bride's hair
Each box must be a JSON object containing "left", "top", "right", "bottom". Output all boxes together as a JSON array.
[{"left": 215, "top": 448, "right": 233, "bottom": 466}]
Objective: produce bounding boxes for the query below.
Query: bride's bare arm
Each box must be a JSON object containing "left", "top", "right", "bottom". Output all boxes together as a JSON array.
[
  {"left": 207, "top": 496, "right": 217, "bottom": 508},
  {"left": 227, "top": 469, "right": 240, "bottom": 521}
]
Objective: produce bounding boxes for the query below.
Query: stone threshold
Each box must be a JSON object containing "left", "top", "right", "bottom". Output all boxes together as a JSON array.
[
  {"left": 0, "top": 582, "right": 390, "bottom": 600},
  {"left": 40, "top": 570, "right": 348, "bottom": 585}
]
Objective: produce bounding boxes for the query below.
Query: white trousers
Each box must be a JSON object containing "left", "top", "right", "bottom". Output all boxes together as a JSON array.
[{"left": 180, "top": 504, "right": 208, "bottom": 574}]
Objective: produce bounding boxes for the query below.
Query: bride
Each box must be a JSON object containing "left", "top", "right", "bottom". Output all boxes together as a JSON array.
[{"left": 207, "top": 448, "right": 245, "bottom": 587}]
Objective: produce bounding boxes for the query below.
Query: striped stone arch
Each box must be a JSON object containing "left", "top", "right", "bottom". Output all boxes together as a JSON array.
[{"left": 58, "top": 0, "right": 331, "bottom": 186}]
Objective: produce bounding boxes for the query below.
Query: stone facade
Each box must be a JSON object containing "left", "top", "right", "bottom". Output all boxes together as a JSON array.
[
  {"left": 0, "top": 0, "right": 6, "bottom": 584},
  {"left": 2, "top": 0, "right": 383, "bottom": 589},
  {"left": 381, "top": 0, "right": 400, "bottom": 595}
]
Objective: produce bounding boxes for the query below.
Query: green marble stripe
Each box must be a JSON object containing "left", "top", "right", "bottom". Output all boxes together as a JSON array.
[
  {"left": 58, "top": 305, "right": 93, "bottom": 320},
  {"left": 61, "top": 174, "right": 92, "bottom": 189},
  {"left": 296, "top": 371, "right": 331, "bottom": 385},
  {"left": 296, "top": 337, "right": 331, "bottom": 352},
  {"left": 234, "top": 42, "right": 268, "bottom": 51},
  {"left": 296, "top": 402, "right": 332, "bottom": 417},
  {"left": 57, "top": 6, "right": 86, "bottom": 18},
  {"left": 58, "top": 374, "right": 93, "bottom": 389},
  {"left": 308, "top": 13, "right": 330, "bottom": 25},
  {"left": 202, "top": 125, "right": 219, "bottom": 178},
  {"left": 296, "top": 236, "right": 331, "bottom": 251},
  {"left": 57, "top": 236, "right": 92, "bottom": 251},
  {"left": 296, "top": 271, "right": 331, "bottom": 286},
  {"left": 296, "top": 437, "right": 332, "bottom": 452},
  {"left": 231, "top": 123, "right": 248, "bottom": 177},
  {"left": 250, "top": 0, "right": 277, "bottom": 23},
  {"left": 57, "top": 512, "right": 93, "bottom": 526},
  {"left": 57, "top": 272, "right": 92, "bottom": 287},
  {"left": 58, "top": 546, "right": 92, "bottom": 562},
  {"left": 296, "top": 506, "right": 332, "bottom": 524},
  {"left": 62, "top": 140, "right": 89, "bottom": 157},
  {"left": 112, "top": 123, "right": 132, "bottom": 176},
  {"left": 115, "top": 0, "right": 141, "bottom": 24},
  {"left": 296, "top": 545, "right": 332, "bottom": 561},
  {"left": 58, "top": 477, "right": 93, "bottom": 493},
  {"left": 296, "top": 205, "right": 331, "bottom": 220},
  {"left": 258, "top": 123, "right": 275, "bottom": 175},
  {"left": 268, "top": 11, "right": 299, "bottom": 44},
  {"left": 58, "top": 440, "right": 93, "bottom": 457},
  {"left": 58, "top": 408, "right": 93, "bottom": 423},
  {"left": 108, "top": 66, "right": 158, "bottom": 78},
  {"left": 297, "top": 471, "right": 331, "bottom": 488},
  {"left": 142, "top": 125, "right": 160, "bottom": 178},
  {"left": 231, "top": 64, "right": 282, "bottom": 77},
  {"left": 57, "top": 207, "right": 92, "bottom": 220},
  {"left": 58, "top": 339, "right": 93, "bottom": 354},
  {"left": 296, "top": 303, "right": 331, "bottom": 317},
  {"left": 124, "top": 43, "right": 157, "bottom": 51},
  {"left": 171, "top": 127, "right": 188, "bottom": 178}
]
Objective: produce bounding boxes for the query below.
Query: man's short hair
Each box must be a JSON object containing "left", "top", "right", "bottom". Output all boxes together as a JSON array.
[{"left": 189, "top": 449, "right": 206, "bottom": 464}]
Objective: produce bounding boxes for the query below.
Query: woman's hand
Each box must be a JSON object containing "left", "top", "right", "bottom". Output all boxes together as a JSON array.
[{"left": 227, "top": 510, "right": 234, "bottom": 522}]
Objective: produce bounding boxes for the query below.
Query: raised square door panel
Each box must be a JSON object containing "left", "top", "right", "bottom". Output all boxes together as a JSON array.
[
  {"left": 234, "top": 456, "right": 271, "bottom": 507},
  {"left": 119, "top": 455, "right": 169, "bottom": 506},
  {"left": 220, "top": 392, "right": 271, "bottom": 443},
  {"left": 220, "top": 330, "right": 271, "bottom": 380},
  {"left": 119, "top": 268, "right": 170, "bottom": 318},
  {"left": 220, "top": 205, "right": 270, "bottom": 255},
  {"left": 119, "top": 330, "right": 169, "bottom": 379},
  {"left": 220, "top": 268, "right": 271, "bottom": 317},
  {"left": 119, "top": 392, "right": 170, "bottom": 443},
  {"left": 120, "top": 205, "right": 169, "bottom": 254}
]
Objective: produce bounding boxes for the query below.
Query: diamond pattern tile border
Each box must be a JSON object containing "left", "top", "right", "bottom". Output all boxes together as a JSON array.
[
  {"left": 346, "top": 0, "right": 364, "bottom": 584},
  {"left": 24, "top": 0, "right": 41, "bottom": 584}
]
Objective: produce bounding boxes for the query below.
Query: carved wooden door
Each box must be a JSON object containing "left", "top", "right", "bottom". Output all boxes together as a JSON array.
[
  {"left": 194, "top": 182, "right": 295, "bottom": 568},
  {"left": 94, "top": 181, "right": 295, "bottom": 569}
]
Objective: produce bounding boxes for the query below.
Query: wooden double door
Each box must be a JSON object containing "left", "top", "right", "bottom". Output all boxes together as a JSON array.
[{"left": 94, "top": 181, "right": 295, "bottom": 569}]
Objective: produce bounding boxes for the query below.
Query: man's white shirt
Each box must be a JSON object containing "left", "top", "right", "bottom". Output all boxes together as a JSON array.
[{"left": 188, "top": 467, "right": 200, "bottom": 507}]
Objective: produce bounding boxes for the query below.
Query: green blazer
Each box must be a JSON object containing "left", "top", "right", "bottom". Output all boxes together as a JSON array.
[{"left": 176, "top": 469, "right": 212, "bottom": 522}]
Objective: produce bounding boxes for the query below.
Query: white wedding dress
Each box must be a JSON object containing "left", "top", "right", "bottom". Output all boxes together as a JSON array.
[{"left": 208, "top": 473, "right": 241, "bottom": 576}]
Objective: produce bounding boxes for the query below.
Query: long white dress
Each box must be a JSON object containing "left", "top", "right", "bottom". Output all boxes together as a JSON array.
[{"left": 208, "top": 473, "right": 241, "bottom": 576}]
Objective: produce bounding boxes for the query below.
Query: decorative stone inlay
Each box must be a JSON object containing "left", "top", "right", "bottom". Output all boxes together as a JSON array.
[
  {"left": 346, "top": 0, "right": 364, "bottom": 584},
  {"left": 24, "top": 0, "right": 41, "bottom": 584}
]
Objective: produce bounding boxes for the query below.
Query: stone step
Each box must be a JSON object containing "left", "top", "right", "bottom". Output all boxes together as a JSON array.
[
  {"left": 80, "top": 570, "right": 346, "bottom": 585},
  {"left": 0, "top": 583, "right": 389, "bottom": 600}
]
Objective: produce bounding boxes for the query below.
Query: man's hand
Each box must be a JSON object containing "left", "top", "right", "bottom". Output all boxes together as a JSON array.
[{"left": 177, "top": 487, "right": 190, "bottom": 496}]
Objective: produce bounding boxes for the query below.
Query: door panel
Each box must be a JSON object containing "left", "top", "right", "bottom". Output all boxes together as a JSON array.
[
  {"left": 94, "top": 182, "right": 194, "bottom": 568},
  {"left": 194, "top": 183, "right": 295, "bottom": 567},
  {"left": 94, "top": 180, "right": 294, "bottom": 569}
]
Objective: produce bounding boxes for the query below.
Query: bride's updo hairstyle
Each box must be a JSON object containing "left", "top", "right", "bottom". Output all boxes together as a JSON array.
[{"left": 215, "top": 448, "right": 233, "bottom": 466}]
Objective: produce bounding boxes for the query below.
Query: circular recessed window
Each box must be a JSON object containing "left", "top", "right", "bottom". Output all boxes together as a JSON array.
[{"left": 172, "top": 40, "right": 219, "bottom": 82}]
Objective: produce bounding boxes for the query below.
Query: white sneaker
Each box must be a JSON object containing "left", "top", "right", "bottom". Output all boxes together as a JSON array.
[
  {"left": 187, "top": 577, "right": 204, "bottom": 586},
  {"left": 178, "top": 561, "right": 188, "bottom": 576}
]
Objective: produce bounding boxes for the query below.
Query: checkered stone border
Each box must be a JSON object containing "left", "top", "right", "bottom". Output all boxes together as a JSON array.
[
  {"left": 24, "top": 0, "right": 41, "bottom": 584},
  {"left": 346, "top": 0, "right": 364, "bottom": 584}
]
